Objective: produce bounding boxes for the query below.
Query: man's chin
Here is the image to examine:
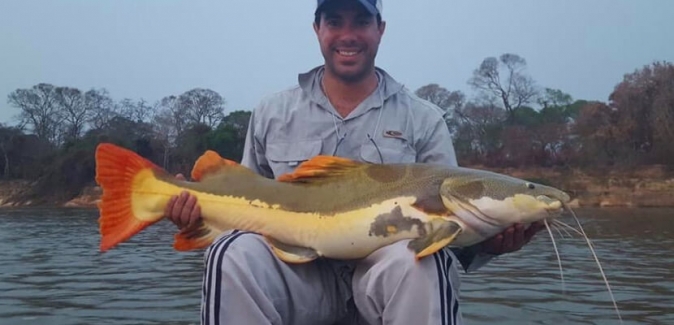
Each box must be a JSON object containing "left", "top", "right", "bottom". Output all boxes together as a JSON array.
[{"left": 328, "top": 66, "right": 369, "bottom": 83}]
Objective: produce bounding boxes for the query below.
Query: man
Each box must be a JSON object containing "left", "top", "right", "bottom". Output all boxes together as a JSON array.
[{"left": 167, "top": 1, "right": 543, "bottom": 324}]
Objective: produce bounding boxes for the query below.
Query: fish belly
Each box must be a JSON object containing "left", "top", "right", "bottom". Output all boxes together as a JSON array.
[
  {"left": 309, "top": 198, "right": 436, "bottom": 259},
  {"left": 195, "top": 194, "right": 435, "bottom": 260}
]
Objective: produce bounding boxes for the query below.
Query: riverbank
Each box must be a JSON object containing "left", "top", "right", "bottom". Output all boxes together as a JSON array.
[{"left": 1, "top": 165, "right": 673, "bottom": 208}]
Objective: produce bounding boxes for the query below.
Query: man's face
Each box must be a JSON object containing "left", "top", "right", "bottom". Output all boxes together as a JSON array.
[{"left": 313, "top": 1, "right": 386, "bottom": 83}]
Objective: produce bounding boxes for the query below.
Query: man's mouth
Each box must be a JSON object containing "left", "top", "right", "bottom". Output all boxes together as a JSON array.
[{"left": 336, "top": 49, "right": 362, "bottom": 57}]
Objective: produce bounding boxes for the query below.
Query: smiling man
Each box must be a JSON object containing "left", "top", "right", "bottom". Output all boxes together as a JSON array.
[{"left": 166, "top": 1, "right": 543, "bottom": 324}]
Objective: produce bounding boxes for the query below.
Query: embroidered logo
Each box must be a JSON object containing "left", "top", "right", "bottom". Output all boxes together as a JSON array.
[{"left": 383, "top": 130, "right": 404, "bottom": 139}]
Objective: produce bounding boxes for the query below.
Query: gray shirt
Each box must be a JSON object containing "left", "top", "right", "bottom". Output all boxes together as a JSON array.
[
  {"left": 241, "top": 66, "right": 457, "bottom": 178},
  {"left": 240, "top": 65, "right": 489, "bottom": 272}
]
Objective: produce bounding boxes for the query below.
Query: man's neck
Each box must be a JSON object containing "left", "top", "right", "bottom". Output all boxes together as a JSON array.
[{"left": 322, "top": 68, "right": 379, "bottom": 118}]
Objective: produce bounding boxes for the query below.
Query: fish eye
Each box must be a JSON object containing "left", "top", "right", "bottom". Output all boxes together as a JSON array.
[{"left": 526, "top": 182, "right": 535, "bottom": 190}]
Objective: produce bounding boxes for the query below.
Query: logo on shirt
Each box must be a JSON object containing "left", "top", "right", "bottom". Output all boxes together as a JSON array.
[{"left": 383, "top": 130, "right": 404, "bottom": 139}]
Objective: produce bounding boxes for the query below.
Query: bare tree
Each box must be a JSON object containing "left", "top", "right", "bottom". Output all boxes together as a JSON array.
[
  {"left": 87, "top": 89, "right": 117, "bottom": 130},
  {"left": 152, "top": 104, "right": 182, "bottom": 169},
  {"left": 7, "top": 83, "right": 61, "bottom": 144},
  {"left": 178, "top": 88, "right": 226, "bottom": 128},
  {"left": 118, "top": 98, "right": 155, "bottom": 123},
  {"left": 55, "top": 87, "right": 89, "bottom": 142},
  {"left": 468, "top": 53, "right": 538, "bottom": 122},
  {"left": 415, "top": 84, "right": 465, "bottom": 111}
]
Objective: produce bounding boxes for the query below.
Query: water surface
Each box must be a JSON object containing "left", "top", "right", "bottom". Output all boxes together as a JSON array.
[{"left": 0, "top": 207, "right": 672, "bottom": 324}]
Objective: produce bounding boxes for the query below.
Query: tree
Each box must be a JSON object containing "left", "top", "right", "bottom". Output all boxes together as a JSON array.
[
  {"left": 177, "top": 88, "right": 226, "bottom": 128},
  {"left": 573, "top": 101, "right": 626, "bottom": 165},
  {"left": 54, "top": 86, "right": 89, "bottom": 143},
  {"left": 414, "top": 84, "right": 465, "bottom": 112},
  {"left": 468, "top": 53, "right": 538, "bottom": 123},
  {"left": 609, "top": 61, "right": 674, "bottom": 163},
  {"left": 451, "top": 97, "right": 506, "bottom": 165},
  {"left": 538, "top": 88, "right": 573, "bottom": 109},
  {"left": 0, "top": 124, "right": 22, "bottom": 179},
  {"left": 208, "top": 110, "right": 252, "bottom": 161},
  {"left": 415, "top": 83, "right": 465, "bottom": 135},
  {"left": 118, "top": 97, "right": 155, "bottom": 123},
  {"left": 87, "top": 89, "right": 117, "bottom": 130},
  {"left": 7, "top": 83, "right": 61, "bottom": 145}
]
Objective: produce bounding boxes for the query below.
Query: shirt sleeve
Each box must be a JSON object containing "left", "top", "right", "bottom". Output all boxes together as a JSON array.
[
  {"left": 414, "top": 105, "right": 496, "bottom": 273},
  {"left": 240, "top": 107, "right": 274, "bottom": 179},
  {"left": 415, "top": 113, "right": 458, "bottom": 166}
]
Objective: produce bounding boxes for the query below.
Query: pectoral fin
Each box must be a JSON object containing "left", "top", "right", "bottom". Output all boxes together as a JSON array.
[
  {"left": 408, "top": 219, "right": 463, "bottom": 260},
  {"left": 265, "top": 237, "right": 319, "bottom": 264}
]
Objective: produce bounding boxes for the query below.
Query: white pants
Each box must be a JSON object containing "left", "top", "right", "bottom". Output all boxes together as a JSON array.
[{"left": 200, "top": 230, "right": 463, "bottom": 325}]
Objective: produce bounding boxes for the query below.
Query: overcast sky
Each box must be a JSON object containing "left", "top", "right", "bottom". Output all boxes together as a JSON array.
[{"left": 1, "top": 0, "right": 673, "bottom": 124}]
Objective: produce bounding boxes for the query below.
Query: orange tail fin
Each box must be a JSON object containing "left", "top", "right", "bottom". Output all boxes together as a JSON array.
[{"left": 95, "top": 143, "right": 166, "bottom": 252}]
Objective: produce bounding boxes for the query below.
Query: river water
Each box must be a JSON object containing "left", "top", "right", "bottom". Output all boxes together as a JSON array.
[{"left": 0, "top": 207, "right": 672, "bottom": 325}]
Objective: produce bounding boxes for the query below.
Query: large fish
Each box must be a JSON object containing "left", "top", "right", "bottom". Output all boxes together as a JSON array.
[
  {"left": 94, "top": 142, "right": 570, "bottom": 262},
  {"left": 95, "top": 143, "right": 623, "bottom": 323}
]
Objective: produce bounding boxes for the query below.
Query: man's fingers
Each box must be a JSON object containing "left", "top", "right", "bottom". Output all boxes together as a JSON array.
[
  {"left": 481, "top": 234, "right": 503, "bottom": 255},
  {"left": 524, "top": 221, "right": 545, "bottom": 242},
  {"left": 502, "top": 226, "right": 515, "bottom": 251},
  {"left": 171, "top": 191, "right": 189, "bottom": 227},
  {"left": 512, "top": 223, "right": 526, "bottom": 247},
  {"left": 165, "top": 195, "right": 177, "bottom": 221},
  {"left": 186, "top": 204, "right": 202, "bottom": 230},
  {"left": 180, "top": 194, "right": 197, "bottom": 226}
]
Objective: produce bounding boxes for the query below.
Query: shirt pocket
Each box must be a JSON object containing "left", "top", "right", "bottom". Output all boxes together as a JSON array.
[
  {"left": 360, "top": 140, "right": 416, "bottom": 164},
  {"left": 266, "top": 139, "right": 323, "bottom": 178}
]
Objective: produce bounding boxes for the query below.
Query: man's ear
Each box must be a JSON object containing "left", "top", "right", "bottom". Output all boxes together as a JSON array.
[
  {"left": 313, "top": 21, "right": 320, "bottom": 33},
  {"left": 378, "top": 20, "right": 386, "bottom": 36}
]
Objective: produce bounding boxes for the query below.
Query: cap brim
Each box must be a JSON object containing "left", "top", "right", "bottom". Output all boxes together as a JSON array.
[{"left": 315, "top": 0, "right": 379, "bottom": 15}]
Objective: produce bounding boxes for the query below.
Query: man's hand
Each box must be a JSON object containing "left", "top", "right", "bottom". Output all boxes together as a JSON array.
[
  {"left": 479, "top": 221, "right": 546, "bottom": 255},
  {"left": 165, "top": 173, "right": 202, "bottom": 230}
]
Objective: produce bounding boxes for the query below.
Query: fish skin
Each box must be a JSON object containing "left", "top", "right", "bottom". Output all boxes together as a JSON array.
[{"left": 94, "top": 143, "right": 570, "bottom": 263}]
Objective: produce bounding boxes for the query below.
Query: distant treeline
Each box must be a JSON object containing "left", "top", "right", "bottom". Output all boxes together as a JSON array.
[{"left": 1, "top": 53, "right": 673, "bottom": 204}]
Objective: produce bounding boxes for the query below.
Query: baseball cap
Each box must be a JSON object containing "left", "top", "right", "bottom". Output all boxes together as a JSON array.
[{"left": 315, "top": 0, "right": 383, "bottom": 16}]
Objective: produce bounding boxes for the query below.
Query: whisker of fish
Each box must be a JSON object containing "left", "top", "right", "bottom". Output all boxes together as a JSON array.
[
  {"left": 551, "top": 219, "right": 583, "bottom": 237},
  {"left": 565, "top": 202, "right": 623, "bottom": 324},
  {"left": 544, "top": 218, "right": 565, "bottom": 293},
  {"left": 550, "top": 223, "right": 568, "bottom": 239}
]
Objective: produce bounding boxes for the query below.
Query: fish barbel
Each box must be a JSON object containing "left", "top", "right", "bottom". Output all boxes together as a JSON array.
[{"left": 95, "top": 142, "right": 569, "bottom": 261}]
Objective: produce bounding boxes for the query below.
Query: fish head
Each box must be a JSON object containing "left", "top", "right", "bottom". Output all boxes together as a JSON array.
[{"left": 439, "top": 170, "right": 571, "bottom": 227}]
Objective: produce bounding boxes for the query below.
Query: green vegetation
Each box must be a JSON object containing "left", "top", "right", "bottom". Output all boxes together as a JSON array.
[{"left": 1, "top": 54, "right": 673, "bottom": 205}]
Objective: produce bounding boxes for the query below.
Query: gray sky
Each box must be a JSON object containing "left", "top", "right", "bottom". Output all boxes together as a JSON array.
[{"left": 1, "top": 0, "right": 672, "bottom": 124}]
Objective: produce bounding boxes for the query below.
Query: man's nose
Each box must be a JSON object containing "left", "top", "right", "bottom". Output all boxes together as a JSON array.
[{"left": 336, "top": 24, "right": 359, "bottom": 43}]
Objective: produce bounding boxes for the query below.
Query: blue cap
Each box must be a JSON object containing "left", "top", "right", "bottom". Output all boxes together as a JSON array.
[{"left": 316, "top": 0, "right": 383, "bottom": 16}]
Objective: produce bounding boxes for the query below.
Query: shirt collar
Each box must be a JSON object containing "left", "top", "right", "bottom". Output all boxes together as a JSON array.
[{"left": 298, "top": 65, "right": 405, "bottom": 117}]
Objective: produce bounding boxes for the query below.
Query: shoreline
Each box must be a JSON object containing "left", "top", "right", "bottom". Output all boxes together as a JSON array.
[{"left": 1, "top": 165, "right": 673, "bottom": 209}]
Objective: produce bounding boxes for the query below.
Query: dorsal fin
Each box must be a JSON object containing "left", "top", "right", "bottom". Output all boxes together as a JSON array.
[
  {"left": 277, "top": 155, "right": 364, "bottom": 183},
  {"left": 190, "top": 150, "right": 239, "bottom": 181}
]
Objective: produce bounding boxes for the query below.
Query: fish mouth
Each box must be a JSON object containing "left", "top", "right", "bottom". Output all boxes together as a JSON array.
[{"left": 537, "top": 195, "right": 565, "bottom": 214}]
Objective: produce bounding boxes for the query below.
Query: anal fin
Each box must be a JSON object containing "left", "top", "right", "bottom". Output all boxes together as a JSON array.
[
  {"left": 408, "top": 219, "right": 463, "bottom": 260},
  {"left": 173, "top": 220, "right": 220, "bottom": 251},
  {"left": 265, "top": 236, "right": 319, "bottom": 264}
]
